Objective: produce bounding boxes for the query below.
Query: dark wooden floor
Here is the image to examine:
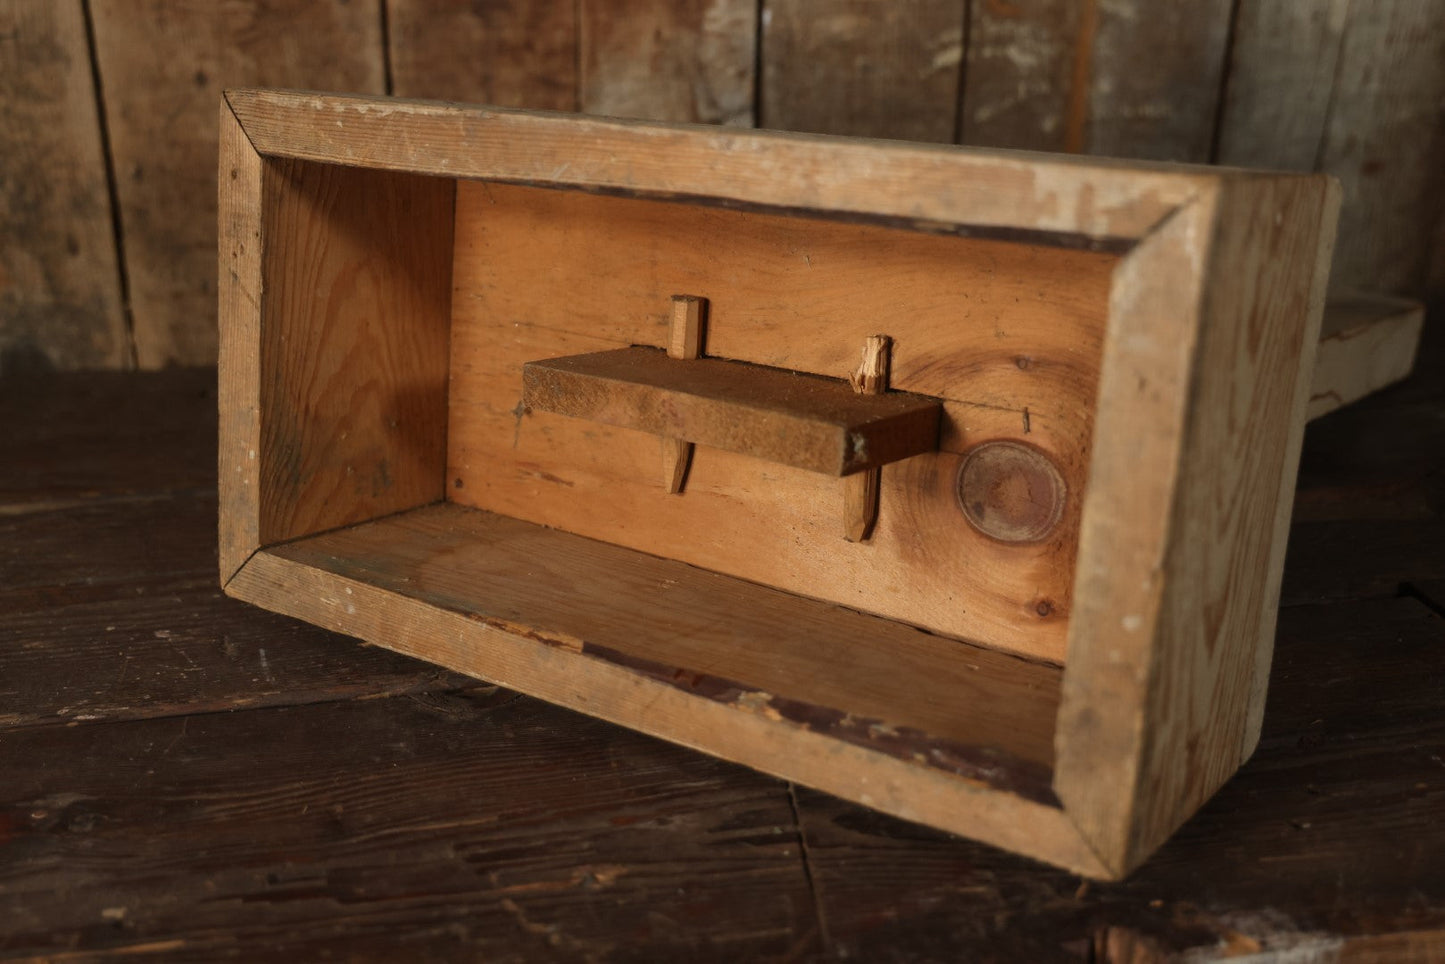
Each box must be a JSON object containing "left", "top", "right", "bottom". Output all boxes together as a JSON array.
[{"left": 2, "top": 324, "right": 1442, "bottom": 962}]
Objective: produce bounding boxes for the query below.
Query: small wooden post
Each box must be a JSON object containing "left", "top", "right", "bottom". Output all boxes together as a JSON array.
[
  {"left": 845, "top": 334, "right": 892, "bottom": 541},
  {"left": 663, "top": 295, "right": 707, "bottom": 493}
]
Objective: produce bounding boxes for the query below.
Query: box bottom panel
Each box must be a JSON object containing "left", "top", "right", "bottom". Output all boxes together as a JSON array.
[{"left": 226, "top": 502, "right": 1113, "bottom": 874}]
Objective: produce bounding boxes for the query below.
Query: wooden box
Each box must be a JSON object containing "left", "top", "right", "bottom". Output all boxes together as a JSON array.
[{"left": 218, "top": 89, "right": 1342, "bottom": 879}]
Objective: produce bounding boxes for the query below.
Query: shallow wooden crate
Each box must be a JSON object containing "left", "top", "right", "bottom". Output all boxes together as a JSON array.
[{"left": 218, "top": 89, "right": 1347, "bottom": 879}]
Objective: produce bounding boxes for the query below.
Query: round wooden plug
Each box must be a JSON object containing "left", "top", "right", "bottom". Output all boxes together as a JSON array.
[{"left": 956, "top": 441, "right": 1066, "bottom": 544}]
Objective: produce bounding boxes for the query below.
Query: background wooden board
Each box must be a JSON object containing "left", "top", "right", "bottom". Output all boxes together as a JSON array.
[
  {"left": 759, "top": 0, "right": 964, "bottom": 141},
  {"left": 0, "top": 0, "right": 128, "bottom": 371},
  {"left": 87, "top": 0, "right": 386, "bottom": 368},
  {"left": 2, "top": 0, "right": 1442, "bottom": 369},
  {"left": 385, "top": 0, "right": 577, "bottom": 109}
]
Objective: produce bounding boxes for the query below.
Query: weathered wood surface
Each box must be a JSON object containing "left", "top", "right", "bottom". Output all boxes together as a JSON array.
[
  {"left": 88, "top": 0, "right": 386, "bottom": 368},
  {"left": 582, "top": 0, "right": 756, "bottom": 125},
  {"left": 1, "top": 358, "right": 1443, "bottom": 957},
  {"left": 0, "top": 0, "right": 128, "bottom": 371},
  {"left": 386, "top": 0, "right": 577, "bottom": 109},
  {"left": 760, "top": 0, "right": 965, "bottom": 142}
]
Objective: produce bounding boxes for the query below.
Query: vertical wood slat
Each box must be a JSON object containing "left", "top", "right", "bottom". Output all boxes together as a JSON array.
[
  {"left": 0, "top": 0, "right": 128, "bottom": 371},
  {"left": 581, "top": 0, "right": 756, "bottom": 125},
  {"left": 959, "top": 0, "right": 1234, "bottom": 162},
  {"left": 385, "top": 0, "right": 577, "bottom": 109},
  {"left": 1214, "top": 0, "right": 1349, "bottom": 170},
  {"left": 88, "top": 0, "right": 386, "bottom": 369},
  {"left": 760, "top": 0, "right": 964, "bottom": 142},
  {"left": 1315, "top": 0, "right": 1445, "bottom": 294}
]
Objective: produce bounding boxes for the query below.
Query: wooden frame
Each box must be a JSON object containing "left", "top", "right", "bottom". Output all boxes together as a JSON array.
[{"left": 219, "top": 89, "right": 1345, "bottom": 878}]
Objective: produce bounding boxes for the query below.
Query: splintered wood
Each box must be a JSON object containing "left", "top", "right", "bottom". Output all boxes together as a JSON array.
[{"left": 845, "top": 335, "right": 892, "bottom": 542}]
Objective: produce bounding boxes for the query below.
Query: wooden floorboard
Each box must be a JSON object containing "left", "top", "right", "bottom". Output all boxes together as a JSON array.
[{"left": 2, "top": 339, "right": 1443, "bottom": 958}]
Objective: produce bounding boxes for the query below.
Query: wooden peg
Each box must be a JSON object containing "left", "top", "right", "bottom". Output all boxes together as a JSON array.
[
  {"left": 662, "top": 295, "right": 707, "bottom": 493},
  {"left": 844, "top": 334, "right": 892, "bottom": 542}
]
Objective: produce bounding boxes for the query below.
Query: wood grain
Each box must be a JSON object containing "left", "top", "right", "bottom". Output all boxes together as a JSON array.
[
  {"left": 760, "top": 0, "right": 965, "bottom": 142},
  {"left": 449, "top": 181, "right": 1115, "bottom": 660},
  {"left": 386, "top": 0, "right": 578, "bottom": 109},
  {"left": 522, "top": 347, "right": 943, "bottom": 477},
  {"left": 252, "top": 158, "right": 453, "bottom": 555},
  {"left": 1056, "top": 176, "right": 1340, "bottom": 875},
  {"left": 1215, "top": 0, "right": 1349, "bottom": 170},
  {"left": 958, "top": 0, "right": 1081, "bottom": 151},
  {"left": 0, "top": 691, "right": 822, "bottom": 960},
  {"left": 0, "top": 0, "right": 127, "bottom": 371},
  {"left": 224, "top": 89, "right": 1212, "bottom": 243},
  {"left": 1085, "top": 0, "right": 1234, "bottom": 161},
  {"left": 581, "top": 0, "right": 755, "bottom": 125},
  {"left": 88, "top": 0, "right": 386, "bottom": 367},
  {"left": 1317, "top": 0, "right": 1445, "bottom": 293}
]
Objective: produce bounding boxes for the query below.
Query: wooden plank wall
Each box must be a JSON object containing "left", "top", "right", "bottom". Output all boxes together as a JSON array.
[{"left": 1, "top": 0, "right": 1442, "bottom": 370}]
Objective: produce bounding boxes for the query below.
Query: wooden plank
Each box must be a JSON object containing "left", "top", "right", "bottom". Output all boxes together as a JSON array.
[
  {"left": 87, "top": 0, "right": 386, "bottom": 368},
  {"left": 1055, "top": 174, "right": 1340, "bottom": 875},
  {"left": 1281, "top": 519, "right": 1445, "bottom": 607},
  {"left": 224, "top": 88, "right": 1213, "bottom": 243},
  {"left": 449, "top": 181, "right": 1115, "bottom": 660},
  {"left": 1318, "top": 0, "right": 1445, "bottom": 293},
  {"left": 0, "top": 586, "right": 476, "bottom": 730},
  {"left": 1309, "top": 292, "right": 1424, "bottom": 420},
  {"left": 251, "top": 159, "right": 453, "bottom": 561},
  {"left": 1086, "top": 0, "right": 1234, "bottom": 161},
  {"left": 522, "top": 347, "right": 943, "bottom": 477},
  {"left": 581, "top": 0, "right": 755, "bottom": 125},
  {"left": 226, "top": 503, "right": 1113, "bottom": 876},
  {"left": 0, "top": 692, "right": 822, "bottom": 959},
  {"left": 386, "top": 0, "right": 577, "bottom": 109},
  {"left": 957, "top": 0, "right": 1080, "bottom": 151},
  {"left": 0, "top": 0, "right": 128, "bottom": 370},
  {"left": 1215, "top": 0, "right": 1349, "bottom": 169},
  {"left": 759, "top": 0, "right": 964, "bottom": 142}
]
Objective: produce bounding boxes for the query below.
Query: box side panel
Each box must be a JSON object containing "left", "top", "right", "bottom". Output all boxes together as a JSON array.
[
  {"left": 218, "top": 101, "right": 265, "bottom": 584},
  {"left": 254, "top": 160, "right": 454, "bottom": 549},
  {"left": 1057, "top": 175, "right": 1339, "bottom": 875},
  {"left": 448, "top": 182, "right": 1118, "bottom": 662},
  {"left": 1129, "top": 175, "right": 1337, "bottom": 870}
]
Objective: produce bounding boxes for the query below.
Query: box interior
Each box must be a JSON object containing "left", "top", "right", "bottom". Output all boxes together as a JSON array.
[{"left": 254, "top": 158, "right": 1127, "bottom": 797}]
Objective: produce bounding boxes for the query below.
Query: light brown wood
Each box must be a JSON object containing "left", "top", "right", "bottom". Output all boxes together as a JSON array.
[
  {"left": 89, "top": 1, "right": 385, "bottom": 367},
  {"left": 224, "top": 89, "right": 1211, "bottom": 242},
  {"left": 663, "top": 295, "right": 706, "bottom": 494},
  {"left": 253, "top": 156, "right": 453, "bottom": 551},
  {"left": 449, "top": 181, "right": 1115, "bottom": 661},
  {"left": 216, "top": 92, "right": 1344, "bottom": 878},
  {"left": 581, "top": 0, "right": 755, "bottom": 125},
  {"left": 223, "top": 502, "right": 1112, "bottom": 877},
  {"left": 760, "top": 0, "right": 965, "bottom": 142},
  {"left": 522, "top": 347, "right": 941, "bottom": 478},
  {"left": 1055, "top": 176, "right": 1341, "bottom": 876},
  {"left": 844, "top": 335, "right": 891, "bottom": 542},
  {"left": 1309, "top": 292, "right": 1424, "bottom": 420},
  {"left": 0, "top": 0, "right": 128, "bottom": 370},
  {"left": 386, "top": 0, "right": 578, "bottom": 110},
  {"left": 216, "top": 100, "right": 265, "bottom": 584}
]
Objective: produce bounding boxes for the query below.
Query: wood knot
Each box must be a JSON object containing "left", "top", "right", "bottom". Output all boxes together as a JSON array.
[{"left": 956, "top": 440, "right": 1066, "bottom": 544}]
